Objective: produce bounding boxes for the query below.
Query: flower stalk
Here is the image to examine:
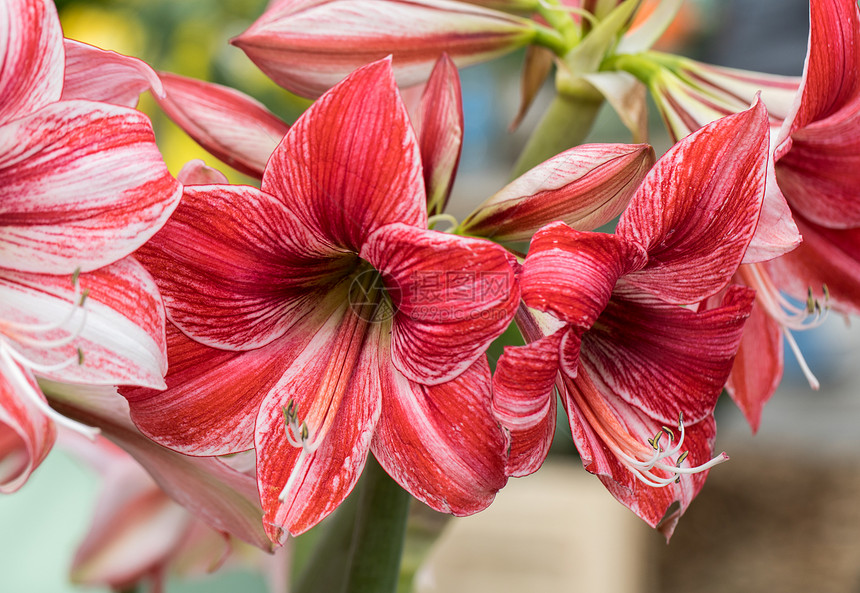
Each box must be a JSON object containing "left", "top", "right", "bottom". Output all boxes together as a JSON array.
[{"left": 293, "top": 456, "right": 411, "bottom": 593}]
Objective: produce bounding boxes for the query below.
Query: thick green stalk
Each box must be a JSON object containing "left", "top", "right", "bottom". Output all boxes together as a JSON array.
[
  {"left": 292, "top": 456, "right": 411, "bottom": 593},
  {"left": 511, "top": 91, "right": 604, "bottom": 178},
  {"left": 341, "top": 456, "right": 412, "bottom": 593}
]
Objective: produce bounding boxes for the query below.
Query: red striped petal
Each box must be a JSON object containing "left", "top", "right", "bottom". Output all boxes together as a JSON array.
[
  {"left": 256, "top": 309, "right": 382, "bottom": 537},
  {"left": 724, "top": 287, "right": 783, "bottom": 433},
  {"left": 0, "top": 0, "right": 63, "bottom": 123},
  {"left": 0, "top": 360, "right": 56, "bottom": 493},
  {"left": 138, "top": 185, "right": 350, "bottom": 351},
  {"left": 362, "top": 223, "right": 518, "bottom": 385},
  {"left": 617, "top": 101, "right": 769, "bottom": 303},
  {"left": 773, "top": 0, "right": 860, "bottom": 227},
  {"left": 121, "top": 313, "right": 324, "bottom": 457},
  {"left": 373, "top": 339, "right": 507, "bottom": 515},
  {"left": 492, "top": 329, "right": 562, "bottom": 477},
  {"left": 0, "top": 101, "right": 182, "bottom": 274},
  {"left": 521, "top": 222, "right": 647, "bottom": 329},
  {"left": 580, "top": 283, "right": 755, "bottom": 425},
  {"left": 416, "top": 54, "right": 463, "bottom": 216},
  {"left": 61, "top": 40, "right": 163, "bottom": 108},
  {"left": 263, "top": 58, "right": 426, "bottom": 252}
]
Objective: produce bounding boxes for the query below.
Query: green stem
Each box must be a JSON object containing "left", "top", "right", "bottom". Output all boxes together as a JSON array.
[
  {"left": 531, "top": 23, "right": 572, "bottom": 56},
  {"left": 342, "top": 456, "right": 412, "bottom": 593},
  {"left": 511, "top": 90, "right": 604, "bottom": 178},
  {"left": 603, "top": 51, "right": 665, "bottom": 85},
  {"left": 292, "top": 456, "right": 411, "bottom": 593},
  {"left": 292, "top": 492, "right": 360, "bottom": 593},
  {"left": 535, "top": 0, "right": 580, "bottom": 47}
]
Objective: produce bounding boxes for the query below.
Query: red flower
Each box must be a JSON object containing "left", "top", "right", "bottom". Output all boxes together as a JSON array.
[
  {"left": 493, "top": 102, "right": 769, "bottom": 537},
  {"left": 126, "top": 59, "right": 519, "bottom": 539}
]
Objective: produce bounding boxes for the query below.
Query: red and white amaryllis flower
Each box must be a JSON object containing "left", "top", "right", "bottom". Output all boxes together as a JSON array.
[
  {"left": 124, "top": 58, "right": 518, "bottom": 539},
  {"left": 0, "top": 0, "right": 182, "bottom": 492},
  {"left": 628, "top": 0, "right": 860, "bottom": 430},
  {"left": 493, "top": 102, "right": 769, "bottom": 536}
]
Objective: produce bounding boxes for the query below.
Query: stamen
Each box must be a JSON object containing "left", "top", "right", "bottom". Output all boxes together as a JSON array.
[
  {"left": 783, "top": 327, "right": 820, "bottom": 390},
  {"left": 743, "top": 264, "right": 828, "bottom": 390},
  {"left": 0, "top": 270, "right": 98, "bottom": 439},
  {"left": 746, "top": 264, "right": 830, "bottom": 331},
  {"left": 278, "top": 399, "right": 325, "bottom": 503},
  {"left": 602, "top": 412, "right": 727, "bottom": 488}
]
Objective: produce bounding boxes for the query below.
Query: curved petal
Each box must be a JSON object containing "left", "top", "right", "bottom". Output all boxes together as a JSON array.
[
  {"left": 120, "top": 315, "right": 324, "bottom": 457},
  {"left": 0, "top": 359, "right": 56, "bottom": 493},
  {"left": 362, "top": 223, "right": 518, "bottom": 385},
  {"left": 61, "top": 40, "right": 163, "bottom": 107},
  {"left": 417, "top": 54, "right": 463, "bottom": 216},
  {"left": 155, "top": 72, "right": 290, "bottom": 179},
  {"left": 743, "top": 132, "right": 802, "bottom": 264},
  {"left": 492, "top": 330, "right": 562, "bottom": 477},
  {"left": 580, "top": 284, "right": 755, "bottom": 425},
  {"left": 723, "top": 290, "right": 783, "bottom": 433},
  {"left": 0, "top": 100, "right": 182, "bottom": 274},
  {"left": 176, "top": 159, "right": 229, "bottom": 185},
  {"left": 1, "top": 258, "right": 167, "bottom": 389},
  {"left": 138, "top": 184, "right": 349, "bottom": 350},
  {"left": 520, "top": 222, "right": 647, "bottom": 329},
  {"left": 776, "top": 106, "right": 860, "bottom": 227},
  {"left": 256, "top": 311, "right": 382, "bottom": 537},
  {"left": 772, "top": 0, "right": 860, "bottom": 227},
  {"left": 262, "top": 58, "right": 426, "bottom": 252},
  {"left": 44, "top": 382, "right": 274, "bottom": 549},
  {"left": 776, "top": 0, "right": 860, "bottom": 151},
  {"left": 373, "top": 343, "right": 507, "bottom": 515},
  {"left": 232, "top": 0, "right": 535, "bottom": 98},
  {"left": 765, "top": 214, "right": 860, "bottom": 316},
  {"left": 0, "top": 0, "right": 63, "bottom": 123},
  {"left": 563, "top": 370, "right": 718, "bottom": 539},
  {"left": 463, "top": 144, "right": 654, "bottom": 242},
  {"left": 617, "top": 101, "right": 769, "bottom": 304}
]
